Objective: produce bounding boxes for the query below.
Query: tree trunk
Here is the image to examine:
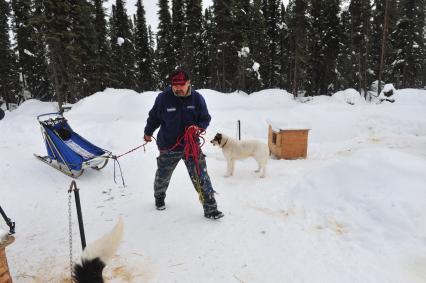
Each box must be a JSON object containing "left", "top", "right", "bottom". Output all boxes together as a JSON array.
[
  {"left": 292, "top": 57, "right": 298, "bottom": 97},
  {"left": 358, "top": 52, "right": 363, "bottom": 96},
  {"left": 377, "top": 0, "right": 390, "bottom": 96}
]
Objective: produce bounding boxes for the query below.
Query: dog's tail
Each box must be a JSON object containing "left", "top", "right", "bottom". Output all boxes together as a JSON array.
[{"left": 72, "top": 217, "right": 124, "bottom": 283}]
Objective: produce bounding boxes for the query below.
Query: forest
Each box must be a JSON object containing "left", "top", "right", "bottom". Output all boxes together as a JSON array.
[{"left": 0, "top": 0, "right": 425, "bottom": 110}]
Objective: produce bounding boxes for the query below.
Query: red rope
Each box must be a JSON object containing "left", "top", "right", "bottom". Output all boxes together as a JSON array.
[
  {"left": 115, "top": 142, "right": 147, "bottom": 159},
  {"left": 115, "top": 137, "right": 157, "bottom": 159},
  {"left": 167, "top": 125, "right": 205, "bottom": 174},
  {"left": 184, "top": 126, "right": 205, "bottom": 175}
]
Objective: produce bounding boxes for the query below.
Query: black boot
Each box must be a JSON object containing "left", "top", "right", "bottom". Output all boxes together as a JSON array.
[
  {"left": 155, "top": 193, "right": 166, "bottom": 210},
  {"left": 204, "top": 209, "right": 224, "bottom": 219}
]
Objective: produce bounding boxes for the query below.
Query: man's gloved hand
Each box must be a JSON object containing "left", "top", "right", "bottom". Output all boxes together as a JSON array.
[{"left": 144, "top": 134, "right": 152, "bottom": 142}]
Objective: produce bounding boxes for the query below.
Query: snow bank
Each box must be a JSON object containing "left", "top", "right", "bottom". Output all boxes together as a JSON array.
[
  {"left": 1, "top": 87, "right": 426, "bottom": 282},
  {"left": 289, "top": 148, "right": 426, "bottom": 245},
  {"left": 332, "top": 88, "right": 366, "bottom": 105},
  {"left": 393, "top": 89, "right": 426, "bottom": 105}
]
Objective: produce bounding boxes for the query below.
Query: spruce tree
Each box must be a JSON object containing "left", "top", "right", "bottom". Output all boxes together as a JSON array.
[
  {"left": 135, "top": 0, "right": 155, "bottom": 91},
  {"left": 349, "top": 0, "right": 372, "bottom": 98},
  {"left": 305, "top": 0, "right": 340, "bottom": 96},
  {"left": 233, "top": 0, "right": 260, "bottom": 93},
  {"left": 0, "top": 0, "right": 20, "bottom": 108},
  {"left": 371, "top": 0, "right": 385, "bottom": 82},
  {"left": 109, "top": 0, "right": 136, "bottom": 89},
  {"left": 68, "top": 0, "right": 98, "bottom": 100},
  {"left": 12, "top": 0, "right": 52, "bottom": 101},
  {"left": 93, "top": 0, "right": 112, "bottom": 91},
  {"left": 183, "top": 0, "right": 204, "bottom": 88},
  {"left": 249, "top": 0, "right": 268, "bottom": 91},
  {"left": 11, "top": 0, "right": 35, "bottom": 98},
  {"left": 148, "top": 25, "right": 160, "bottom": 89},
  {"left": 286, "top": 0, "right": 308, "bottom": 96},
  {"left": 321, "top": 0, "right": 340, "bottom": 94},
  {"left": 278, "top": 3, "right": 289, "bottom": 90},
  {"left": 262, "top": 0, "right": 268, "bottom": 20},
  {"left": 305, "top": 0, "right": 320, "bottom": 95},
  {"left": 211, "top": 0, "right": 238, "bottom": 92},
  {"left": 423, "top": 4, "right": 426, "bottom": 87},
  {"left": 40, "top": 0, "right": 73, "bottom": 109},
  {"left": 374, "top": 0, "right": 398, "bottom": 94},
  {"left": 156, "top": 0, "right": 174, "bottom": 88},
  {"left": 200, "top": 8, "right": 215, "bottom": 88},
  {"left": 265, "top": 0, "right": 281, "bottom": 88},
  {"left": 390, "top": 0, "right": 425, "bottom": 88},
  {"left": 336, "top": 9, "right": 353, "bottom": 90},
  {"left": 172, "top": 0, "right": 185, "bottom": 66},
  {"left": 29, "top": 0, "right": 52, "bottom": 101}
]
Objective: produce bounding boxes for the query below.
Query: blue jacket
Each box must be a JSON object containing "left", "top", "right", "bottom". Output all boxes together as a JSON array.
[{"left": 144, "top": 87, "right": 211, "bottom": 151}]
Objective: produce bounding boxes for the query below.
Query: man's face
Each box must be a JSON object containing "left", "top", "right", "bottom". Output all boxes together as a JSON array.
[{"left": 172, "top": 80, "right": 190, "bottom": 96}]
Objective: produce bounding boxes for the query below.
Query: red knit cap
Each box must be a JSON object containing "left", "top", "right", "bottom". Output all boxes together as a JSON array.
[{"left": 171, "top": 70, "right": 188, "bottom": 86}]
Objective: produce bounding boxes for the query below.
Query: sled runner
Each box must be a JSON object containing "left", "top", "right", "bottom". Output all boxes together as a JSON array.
[{"left": 35, "top": 113, "right": 112, "bottom": 178}]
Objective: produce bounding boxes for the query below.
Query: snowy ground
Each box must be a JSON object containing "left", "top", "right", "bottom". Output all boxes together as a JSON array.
[{"left": 1, "top": 88, "right": 426, "bottom": 283}]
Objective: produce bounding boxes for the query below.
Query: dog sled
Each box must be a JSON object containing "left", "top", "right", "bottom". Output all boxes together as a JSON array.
[{"left": 35, "top": 113, "right": 112, "bottom": 178}]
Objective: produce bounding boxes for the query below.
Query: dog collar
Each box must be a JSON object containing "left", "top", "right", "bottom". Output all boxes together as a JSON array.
[{"left": 220, "top": 138, "right": 229, "bottom": 148}]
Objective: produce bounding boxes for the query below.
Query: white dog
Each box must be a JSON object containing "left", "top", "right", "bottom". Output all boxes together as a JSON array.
[
  {"left": 210, "top": 133, "right": 269, "bottom": 178},
  {"left": 72, "top": 218, "right": 124, "bottom": 283}
]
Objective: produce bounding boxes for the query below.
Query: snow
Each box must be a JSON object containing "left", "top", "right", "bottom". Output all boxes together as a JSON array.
[
  {"left": 1, "top": 88, "right": 426, "bottom": 282},
  {"left": 383, "top": 83, "right": 396, "bottom": 93},
  {"left": 252, "top": 62, "right": 261, "bottom": 80},
  {"left": 252, "top": 62, "right": 260, "bottom": 72},
  {"left": 332, "top": 88, "right": 366, "bottom": 105},
  {"left": 238, "top": 47, "right": 250, "bottom": 58},
  {"left": 117, "top": 37, "right": 125, "bottom": 46},
  {"left": 23, "top": 49, "right": 35, "bottom": 57}
]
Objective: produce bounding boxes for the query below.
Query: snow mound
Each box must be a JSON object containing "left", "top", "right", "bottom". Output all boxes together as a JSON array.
[
  {"left": 393, "top": 89, "right": 426, "bottom": 106},
  {"left": 202, "top": 88, "right": 296, "bottom": 111},
  {"left": 3, "top": 99, "right": 57, "bottom": 119},
  {"left": 332, "top": 89, "right": 365, "bottom": 105},
  {"left": 67, "top": 88, "right": 149, "bottom": 121},
  {"left": 289, "top": 147, "right": 426, "bottom": 246}
]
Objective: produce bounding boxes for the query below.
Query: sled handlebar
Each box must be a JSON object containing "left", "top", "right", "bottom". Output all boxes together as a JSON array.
[{"left": 37, "top": 112, "right": 63, "bottom": 122}]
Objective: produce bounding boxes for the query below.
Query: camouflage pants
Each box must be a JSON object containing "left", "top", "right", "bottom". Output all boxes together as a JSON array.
[{"left": 154, "top": 150, "right": 218, "bottom": 213}]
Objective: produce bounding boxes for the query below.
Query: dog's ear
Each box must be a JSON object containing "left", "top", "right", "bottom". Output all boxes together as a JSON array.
[{"left": 215, "top": 133, "right": 222, "bottom": 144}]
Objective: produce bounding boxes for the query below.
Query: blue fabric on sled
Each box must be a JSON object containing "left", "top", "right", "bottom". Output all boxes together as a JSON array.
[{"left": 43, "top": 120, "right": 106, "bottom": 171}]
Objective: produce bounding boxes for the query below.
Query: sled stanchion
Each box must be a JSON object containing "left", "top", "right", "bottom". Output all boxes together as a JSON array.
[
  {"left": 0, "top": 205, "right": 15, "bottom": 235},
  {"left": 237, "top": 120, "right": 241, "bottom": 140},
  {"left": 68, "top": 181, "right": 86, "bottom": 250}
]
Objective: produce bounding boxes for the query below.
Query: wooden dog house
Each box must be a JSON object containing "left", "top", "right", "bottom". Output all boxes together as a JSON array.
[
  {"left": 268, "top": 125, "right": 309, "bottom": 159},
  {"left": 0, "top": 236, "right": 14, "bottom": 283}
]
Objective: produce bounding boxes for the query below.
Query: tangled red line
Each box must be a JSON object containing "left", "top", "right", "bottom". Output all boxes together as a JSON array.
[{"left": 168, "top": 125, "right": 205, "bottom": 174}]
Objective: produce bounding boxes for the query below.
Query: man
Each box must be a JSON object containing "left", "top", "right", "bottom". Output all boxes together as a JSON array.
[{"left": 144, "top": 69, "right": 224, "bottom": 220}]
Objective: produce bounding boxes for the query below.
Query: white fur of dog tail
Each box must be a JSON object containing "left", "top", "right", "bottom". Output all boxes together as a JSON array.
[{"left": 81, "top": 217, "right": 124, "bottom": 263}]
